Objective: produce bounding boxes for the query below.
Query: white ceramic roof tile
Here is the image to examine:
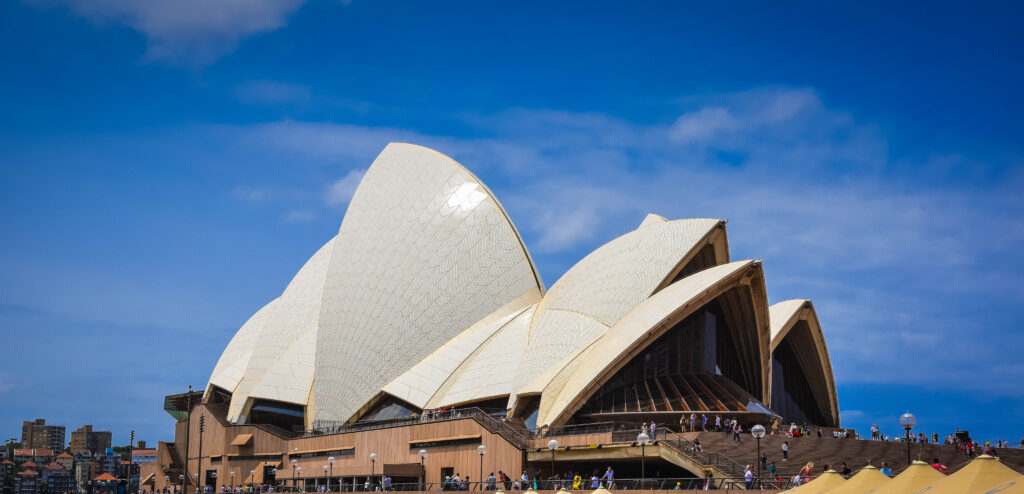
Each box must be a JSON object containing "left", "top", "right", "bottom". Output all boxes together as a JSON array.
[
  {"left": 312, "top": 143, "right": 544, "bottom": 424},
  {"left": 207, "top": 298, "right": 279, "bottom": 396},
  {"left": 511, "top": 218, "right": 721, "bottom": 405},
  {"left": 769, "top": 299, "right": 808, "bottom": 343},
  {"left": 430, "top": 304, "right": 537, "bottom": 407},
  {"left": 536, "top": 260, "right": 755, "bottom": 426},
  {"left": 381, "top": 298, "right": 536, "bottom": 408},
  {"left": 226, "top": 236, "right": 337, "bottom": 421}
]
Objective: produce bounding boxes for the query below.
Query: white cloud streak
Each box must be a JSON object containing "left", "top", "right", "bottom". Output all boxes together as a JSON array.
[{"left": 40, "top": 0, "right": 306, "bottom": 64}]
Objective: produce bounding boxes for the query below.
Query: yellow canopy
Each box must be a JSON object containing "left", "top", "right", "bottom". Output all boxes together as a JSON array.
[
  {"left": 981, "top": 474, "right": 1024, "bottom": 494},
  {"left": 786, "top": 469, "right": 846, "bottom": 493},
  {"left": 875, "top": 460, "right": 945, "bottom": 494},
  {"left": 927, "top": 455, "right": 1020, "bottom": 494},
  {"left": 823, "top": 466, "right": 890, "bottom": 494}
]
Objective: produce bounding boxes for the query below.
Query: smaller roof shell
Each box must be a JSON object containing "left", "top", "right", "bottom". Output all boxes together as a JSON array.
[{"left": 769, "top": 299, "right": 840, "bottom": 427}]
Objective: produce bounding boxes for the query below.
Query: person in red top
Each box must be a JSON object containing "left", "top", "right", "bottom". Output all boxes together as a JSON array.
[{"left": 931, "top": 458, "right": 949, "bottom": 475}]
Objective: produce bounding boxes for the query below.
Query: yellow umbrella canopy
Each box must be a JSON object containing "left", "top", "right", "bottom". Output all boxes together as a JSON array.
[
  {"left": 786, "top": 470, "right": 847, "bottom": 494},
  {"left": 927, "top": 455, "right": 1021, "bottom": 494},
  {"left": 824, "top": 466, "right": 891, "bottom": 494},
  {"left": 981, "top": 475, "right": 1024, "bottom": 494},
  {"left": 876, "top": 460, "right": 946, "bottom": 494}
]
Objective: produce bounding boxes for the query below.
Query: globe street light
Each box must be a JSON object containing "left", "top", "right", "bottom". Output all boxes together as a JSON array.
[
  {"left": 418, "top": 450, "right": 427, "bottom": 492},
  {"left": 477, "top": 445, "right": 487, "bottom": 491},
  {"left": 291, "top": 460, "right": 299, "bottom": 492},
  {"left": 296, "top": 468, "right": 302, "bottom": 493},
  {"left": 322, "top": 466, "right": 328, "bottom": 492},
  {"left": 751, "top": 424, "right": 766, "bottom": 486},
  {"left": 249, "top": 470, "right": 255, "bottom": 494},
  {"left": 900, "top": 412, "right": 917, "bottom": 466},
  {"left": 369, "top": 453, "right": 377, "bottom": 491},
  {"left": 230, "top": 471, "right": 235, "bottom": 492},
  {"left": 271, "top": 469, "right": 278, "bottom": 489},
  {"left": 637, "top": 431, "right": 650, "bottom": 488},
  {"left": 328, "top": 457, "right": 335, "bottom": 493},
  {"left": 548, "top": 439, "right": 558, "bottom": 485}
]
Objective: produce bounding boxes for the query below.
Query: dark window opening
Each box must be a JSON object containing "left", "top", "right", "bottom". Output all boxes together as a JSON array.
[
  {"left": 357, "top": 396, "right": 420, "bottom": 423},
  {"left": 573, "top": 297, "right": 767, "bottom": 421},
  {"left": 207, "top": 386, "right": 233, "bottom": 408},
  {"left": 770, "top": 321, "right": 831, "bottom": 427},
  {"left": 248, "top": 399, "right": 305, "bottom": 432}
]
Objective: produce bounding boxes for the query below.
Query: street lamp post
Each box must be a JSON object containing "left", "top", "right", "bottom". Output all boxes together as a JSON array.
[
  {"left": 637, "top": 431, "right": 650, "bottom": 489},
  {"left": 291, "top": 460, "right": 298, "bottom": 492},
  {"left": 328, "top": 457, "right": 335, "bottom": 493},
  {"left": 900, "top": 412, "right": 917, "bottom": 466},
  {"left": 296, "top": 468, "right": 302, "bottom": 493},
  {"left": 179, "top": 475, "right": 184, "bottom": 494},
  {"left": 322, "top": 466, "right": 328, "bottom": 492},
  {"left": 477, "top": 445, "right": 486, "bottom": 491},
  {"left": 230, "top": 471, "right": 235, "bottom": 492},
  {"left": 211, "top": 472, "right": 217, "bottom": 493},
  {"left": 751, "top": 424, "right": 766, "bottom": 488},
  {"left": 271, "top": 469, "right": 278, "bottom": 490},
  {"left": 547, "top": 439, "right": 558, "bottom": 485},
  {"left": 369, "top": 454, "right": 376, "bottom": 492},
  {"left": 418, "top": 450, "right": 427, "bottom": 492}
]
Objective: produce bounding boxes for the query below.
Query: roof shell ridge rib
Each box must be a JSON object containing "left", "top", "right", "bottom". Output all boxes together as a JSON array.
[
  {"left": 311, "top": 143, "right": 545, "bottom": 425},
  {"left": 535, "top": 259, "right": 757, "bottom": 426}
]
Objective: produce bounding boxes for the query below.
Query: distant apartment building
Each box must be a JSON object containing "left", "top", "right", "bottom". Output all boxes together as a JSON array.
[
  {"left": 1, "top": 460, "right": 15, "bottom": 494},
  {"left": 14, "top": 469, "right": 39, "bottom": 494},
  {"left": 73, "top": 461, "right": 93, "bottom": 494},
  {"left": 69, "top": 427, "right": 110, "bottom": 456},
  {"left": 130, "top": 443, "right": 156, "bottom": 465},
  {"left": 52, "top": 455, "right": 72, "bottom": 473},
  {"left": 19, "top": 421, "right": 64, "bottom": 453},
  {"left": 12, "top": 452, "right": 52, "bottom": 467},
  {"left": 41, "top": 463, "right": 72, "bottom": 494}
]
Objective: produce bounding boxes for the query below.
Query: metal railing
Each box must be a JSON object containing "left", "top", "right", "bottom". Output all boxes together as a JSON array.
[
  {"left": 298, "top": 409, "right": 528, "bottom": 448},
  {"left": 264, "top": 477, "right": 794, "bottom": 492}
]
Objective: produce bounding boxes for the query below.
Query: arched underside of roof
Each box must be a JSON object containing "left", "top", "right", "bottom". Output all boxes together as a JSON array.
[
  {"left": 533, "top": 260, "right": 771, "bottom": 427},
  {"left": 769, "top": 300, "right": 840, "bottom": 427}
]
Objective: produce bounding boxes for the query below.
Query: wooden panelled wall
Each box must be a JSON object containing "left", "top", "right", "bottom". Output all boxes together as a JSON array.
[{"left": 177, "top": 405, "right": 523, "bottom": 489}]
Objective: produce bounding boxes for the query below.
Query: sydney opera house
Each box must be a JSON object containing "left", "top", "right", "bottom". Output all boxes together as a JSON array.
[{"left": 149, "top": 143, "right": 840, "bottom": 491}]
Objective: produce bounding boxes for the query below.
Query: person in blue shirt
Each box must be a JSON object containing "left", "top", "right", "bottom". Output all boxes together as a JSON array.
[
  {"left": 880, "top": 462, "right": 892, "bottom": 477},
  {"left": 600, "top": 467, "right": 614, "bottom": 488}
]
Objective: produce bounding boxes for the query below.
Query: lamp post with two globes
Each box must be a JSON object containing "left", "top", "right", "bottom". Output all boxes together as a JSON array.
[{"left": 900, "top": 412, "right": 917, "bottom": 466}]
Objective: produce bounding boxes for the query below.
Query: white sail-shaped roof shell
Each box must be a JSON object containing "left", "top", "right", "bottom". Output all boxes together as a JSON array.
[
  {"left": 769, "top": 299, "right": 840, "bottom": 427},
  {"left": 510, "top": 217, "right": 726, "bottom": 409},
  {"left": 311, "top": 143, "right": 544, "bottom": 425},
  {"left": 535, "top": 260, "right": 768, "bottom": 427}
]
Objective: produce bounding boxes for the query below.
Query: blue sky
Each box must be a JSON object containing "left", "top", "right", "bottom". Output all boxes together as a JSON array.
[{"left": 1, "top": 1, "right": 1022, "bottom": 447}]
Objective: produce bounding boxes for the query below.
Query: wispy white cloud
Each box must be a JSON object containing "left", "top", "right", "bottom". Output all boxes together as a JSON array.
[
  {"left": 38, "top": 0, "right": 306, "bottom": 64},
  {"left": 234, "top": 80, "right": 312, "bottom": 105},
  {"left": 325, "top": 168, "right": 366, "bottom": 206}
]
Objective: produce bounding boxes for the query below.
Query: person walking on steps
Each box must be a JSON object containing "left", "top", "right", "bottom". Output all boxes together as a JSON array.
[{"left": 782, "top": 441, "right": 789, "bottom": 460}]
